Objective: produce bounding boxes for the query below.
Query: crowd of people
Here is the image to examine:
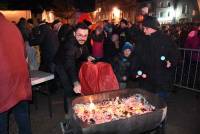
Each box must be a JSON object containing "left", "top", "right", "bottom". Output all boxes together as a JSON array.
[
  {"left": 161, "top": 23, "right": 200, "bottom": 48},
  {"left": 1, "top": 10, "right": 200, "bottom": 133}
]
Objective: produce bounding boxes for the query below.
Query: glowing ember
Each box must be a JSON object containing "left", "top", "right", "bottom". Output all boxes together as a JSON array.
[
  {"left": 73, "top": 94, "right": 155, "bottom": 125},
  {"left": 88, "top": 97, "right": 96, "bottom": 111}
]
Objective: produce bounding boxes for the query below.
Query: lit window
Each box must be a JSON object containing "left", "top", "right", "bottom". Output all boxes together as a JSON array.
[
  {"left": 112, "top": 7, "right": 121, "bottom": 19},
  {"left": 168, "top": 2, "right": 171, "bottom": 7},
  {"left": 160, "top": 2, "right": 164, "bottom": 8},
  {"left": 182, "top": 4, "right": 188, "bottom": 14}
]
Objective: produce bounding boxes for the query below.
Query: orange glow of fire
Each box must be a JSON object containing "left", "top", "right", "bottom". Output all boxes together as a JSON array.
[{"left": 89, "top": 97, "right": 96, "bottom": 111}]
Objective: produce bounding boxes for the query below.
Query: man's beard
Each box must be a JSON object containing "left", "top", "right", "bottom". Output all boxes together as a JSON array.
[{"left": 78, "top": 40, "right": 86, "bottom": 45}]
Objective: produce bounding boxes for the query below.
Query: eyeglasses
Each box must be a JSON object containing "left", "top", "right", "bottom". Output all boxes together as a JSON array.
[{"left": 75, "top": 33, "right": 88, "bottom": 39}]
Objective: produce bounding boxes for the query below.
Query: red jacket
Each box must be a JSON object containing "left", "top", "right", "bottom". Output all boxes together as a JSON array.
[
  {"left": 0, "top": 13, "right": 32, "bottom": 113},
  {"left": 184, "top": 30, "right": 200, "bottom": 62},
  {"left": 91, "top": 39, "right": 104, "bottom": 58}
]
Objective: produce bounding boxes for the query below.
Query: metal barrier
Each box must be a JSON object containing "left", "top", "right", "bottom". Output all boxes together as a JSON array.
[{"left": 173, "top": 48, "right": 200, "bottom": 92}]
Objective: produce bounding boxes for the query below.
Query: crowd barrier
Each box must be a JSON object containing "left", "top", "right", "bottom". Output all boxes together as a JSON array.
[{"left": 173, "top": 48, "right": 200, "bottom": 92}]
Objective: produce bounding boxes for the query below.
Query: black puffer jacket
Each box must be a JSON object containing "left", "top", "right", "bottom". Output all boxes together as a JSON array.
[
  {"left": 55, "top": 35, "right": 90, "bottom": 83},
  {"left": 132, "top": 30, "right": 180, "bottom": 85},
  {"left": 112, "top": 54, "right": 133, "bottom": 83},
  {"left": 58, "top": 24, "right": 73, "bottom": 44},
  {"left": 31, "top": 23, "right": 59, "bottom": 66}
]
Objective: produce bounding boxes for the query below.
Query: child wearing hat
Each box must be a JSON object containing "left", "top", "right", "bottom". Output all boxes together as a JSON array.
[{"left": 112, "top": 42, "right": 134, "bottom": 89}]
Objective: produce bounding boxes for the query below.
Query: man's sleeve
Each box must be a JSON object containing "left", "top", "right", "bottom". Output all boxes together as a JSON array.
[
  {"left": 63, "top": 40, "right": 78, "bottom": 84},
  {"left": 166, "top": 37, "right": 180, "bottom": 67},
  {"left": 131, "top": 44, "right": 142, "bottom": 78}
]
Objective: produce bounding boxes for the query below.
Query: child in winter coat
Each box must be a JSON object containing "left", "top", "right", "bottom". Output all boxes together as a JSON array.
[{"left": 112, "top": 42, "right": 134, "bottom": 89}]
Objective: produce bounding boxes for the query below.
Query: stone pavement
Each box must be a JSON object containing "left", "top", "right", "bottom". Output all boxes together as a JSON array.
[{"left": 9, "top": 84, "right": 200, "bottom": 134}]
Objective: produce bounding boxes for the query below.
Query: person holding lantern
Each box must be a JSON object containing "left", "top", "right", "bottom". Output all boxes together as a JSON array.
[{"left": 132, "top": 16, "right": 179, "bottom": 99}]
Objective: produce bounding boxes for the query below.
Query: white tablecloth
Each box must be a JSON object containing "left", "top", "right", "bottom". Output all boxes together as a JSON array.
[{"left": 30, "top": 70, "right": 54, "bottom": 86}]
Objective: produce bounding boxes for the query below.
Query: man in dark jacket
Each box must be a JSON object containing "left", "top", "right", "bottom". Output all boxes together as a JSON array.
[
  {"left": 132, "top": 16, "right": 179, "bottom": 98},
  {"left": 119, "top": 19, "right": 131, "bottom": 50},
  {"left": 52, "top": 19, "right": 73, "bottom": 46},
  {"left": 31, "top": 21, "right": 60, "bottom": 93},
  {"left": 31, "top": 20, "right": 59, "bottom": 72},
  {"left": 55, "top": 23, "right": 94, "bottom": 113}
]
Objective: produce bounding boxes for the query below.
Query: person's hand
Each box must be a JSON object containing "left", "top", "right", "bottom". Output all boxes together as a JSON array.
[
  {"left": 136, "top": 73, "right": 147, "bottom": 79},
  {"left": 26, "top": 57, "right": 28, "bottom": 63},
  {"left": 73, "top": 81, "right": 81, "bottom": 94},
  {"left": 122, "top": 76, "right": 127, "bottom": 81},
  {"left": 142, "top": 74, "right": 147, "bottom": 78},
  {"left": 87, "top": 56, "right": 95, "bottom": 62},
  {"left": 166, "top": 60, "right": 171, "bottom": 68}
]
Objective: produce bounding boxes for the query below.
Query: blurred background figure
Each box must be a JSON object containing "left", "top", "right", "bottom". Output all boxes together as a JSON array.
[{"left": 89, "top": 26, "right": 105, "bottom": 61}]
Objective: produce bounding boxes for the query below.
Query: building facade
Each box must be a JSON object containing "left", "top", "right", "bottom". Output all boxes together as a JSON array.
[
  {"left": 94, "top": 0, "right": 137, "bottom": 23},
  {"left": 175, "top": 0, "right": 199, "bottom": 23},
  {"left": 138, "top": 0, "right": 200, "bottom": 24},
  {"left": 155, "top": 0, "right": 176, "bottom": 23}
]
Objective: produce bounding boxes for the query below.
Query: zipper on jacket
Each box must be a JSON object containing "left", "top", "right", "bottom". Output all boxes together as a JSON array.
[{"left": 79, "top": 47, "right": 82, "bottom": 55}]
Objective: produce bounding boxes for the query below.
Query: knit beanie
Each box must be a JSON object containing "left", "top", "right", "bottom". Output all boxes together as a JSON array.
[
  {"left": 143, "top": 16, "right": 160, "bottom": 30},
  {"left": 120, "top": 19, "right": 128, "bottom": 25},
  {"left": 122, "top": 42, "right": 134, "bottom": 52}
]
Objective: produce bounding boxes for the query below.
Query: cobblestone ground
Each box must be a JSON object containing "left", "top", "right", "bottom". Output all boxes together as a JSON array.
[{"left": 9, "top": 82, "right": 200, "bottom": 134}]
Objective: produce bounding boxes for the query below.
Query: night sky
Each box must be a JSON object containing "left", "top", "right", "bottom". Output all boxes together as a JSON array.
[
  {"left": 0, "top": 0, "right": 95, "bottom": 12},
  {"left": 0, "top": 0, "right": 150, "bottom": 11}
]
